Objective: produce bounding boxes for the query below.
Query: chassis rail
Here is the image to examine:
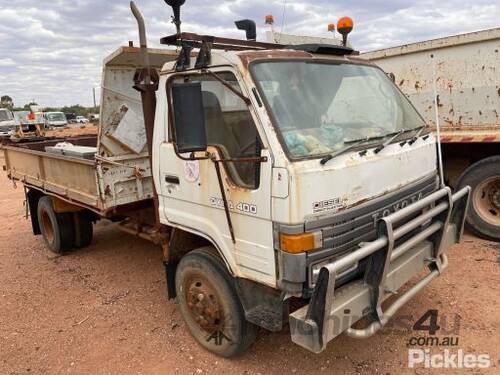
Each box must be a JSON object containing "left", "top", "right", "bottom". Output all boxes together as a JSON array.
[{"left": 289, "top": 186, "right": 470, "bottom": 353}]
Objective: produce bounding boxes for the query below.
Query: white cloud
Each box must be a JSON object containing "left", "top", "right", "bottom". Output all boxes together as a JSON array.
[
  {"left": 0, "top": 0, "right": 498, "bottom": 107},
  {"left": 0, "top": 58, "right": 16, "bottom": 67}
]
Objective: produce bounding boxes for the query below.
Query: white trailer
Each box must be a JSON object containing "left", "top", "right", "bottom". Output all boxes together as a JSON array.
[{"left": 362, "top": 28, "right": 500, "bottom": 241}]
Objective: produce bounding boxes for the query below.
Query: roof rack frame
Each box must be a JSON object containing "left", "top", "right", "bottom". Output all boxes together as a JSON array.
[
  {"left": 161, "top": 32, "right": 285, "bottom": 51},
  {"left": 161, "top": 33, "right": 358, "bottom": 71}
]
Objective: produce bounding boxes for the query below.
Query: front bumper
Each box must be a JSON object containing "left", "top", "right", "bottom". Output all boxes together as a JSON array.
[
  {"left": 0, "top": 127, "right": 14, "bottom": 137},
  {"left": 289, "top": 186, "right": 470, "bottom": 353}
]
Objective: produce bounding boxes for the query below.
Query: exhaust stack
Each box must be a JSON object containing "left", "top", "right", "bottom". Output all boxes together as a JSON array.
[
  {"left": 235, "top": 19, "right": 257, "bottom": 41},
  {"left": 130, "top": 1, "right": 161, "bottom": 227},
  {"left": 130, "top": 1, "right": 151, "bottom": 83}
]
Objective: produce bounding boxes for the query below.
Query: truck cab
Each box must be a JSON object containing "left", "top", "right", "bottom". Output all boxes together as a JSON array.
[
  {"left": 44, "top": 111, "right": 68, "bottom": 128},
  {"left": 156, "top": 47, "right": 435, "bottom": 286},
  {"left": 148, "top": 31, "right": 470, "bottom": 355},
  {"left": 0, "top": 108, "right": 17, "bottom": 137}
]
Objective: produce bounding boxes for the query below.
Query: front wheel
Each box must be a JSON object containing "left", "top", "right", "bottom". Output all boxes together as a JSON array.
[
  {"left": 457, "top": 156, "right": 500, "bottom": 241},
  {"left": 175, "top": 247, "right": 257, "bottom": 357}
]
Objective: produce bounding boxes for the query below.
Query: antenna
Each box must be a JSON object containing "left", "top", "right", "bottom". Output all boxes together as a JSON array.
[
  {"left": 279, "top": 0, "right": 288, "bottom": 43},
  {"left": 164, "top": 0, "right": 186, "bottom": 35},
  {"left": 431, "top": 54, "right": 445, "bottom": 188}
]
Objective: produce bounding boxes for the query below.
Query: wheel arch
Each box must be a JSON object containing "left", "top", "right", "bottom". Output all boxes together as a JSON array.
[
  {"left": 165, "top": 225, "right": 235, "bottom": 299},
  {"left": 26, "top": 188, "right": 45, "bottom": 235},
  {"left": 456, "top": 154, "right": 500, "bottom": 241},
  {"left": 167, "top": 225, "right": 235, "bottom": 272},
  {"left": 25, "top": 186, "right": 98, "bottom": 223},
  {"left": 441, "top": 142, "right": 499, "bottom": 189}
]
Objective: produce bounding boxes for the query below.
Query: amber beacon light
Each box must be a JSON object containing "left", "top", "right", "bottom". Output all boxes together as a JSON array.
[
  {"left": 265, "top": 14, "right": 274, "bottom": 25},
  {"left": 337, "top": 16, "right": 354, "bottom": 46}
]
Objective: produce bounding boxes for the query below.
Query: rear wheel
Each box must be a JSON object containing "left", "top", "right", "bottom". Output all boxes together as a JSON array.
[
  {"left": 175, "top": 247, "right": 257, "bottom": 357},
  {"left": 457, "top": 156, "right": 500, "bottom": 241},
  {"left": 37, "top": 196, "right": 75, "bottom": 253}
]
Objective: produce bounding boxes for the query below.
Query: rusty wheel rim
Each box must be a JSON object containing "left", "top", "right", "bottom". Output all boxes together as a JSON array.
[
  {"left": 472, "top": 176, "right": 500, "bottom": 227},
  {"left": 184, "top": 275, "right": 224, "bottom": 333},
  {"left": 40, "top": 209, "right": 55, "bottom": 244}
]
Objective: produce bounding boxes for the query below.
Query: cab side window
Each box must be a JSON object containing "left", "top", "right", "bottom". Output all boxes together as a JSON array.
[{"left": 172, "top": 72, "right": 262, "bottom": 189}]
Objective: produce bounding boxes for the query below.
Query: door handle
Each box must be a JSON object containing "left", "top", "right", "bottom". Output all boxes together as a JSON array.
[{"left": 164, "top": 175, "right": 180, "bottom": 184}]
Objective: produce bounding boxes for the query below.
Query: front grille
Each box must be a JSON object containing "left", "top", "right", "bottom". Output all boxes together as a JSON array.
[{"left": 305, "top": 174, "right": 438, "bottom": 264}]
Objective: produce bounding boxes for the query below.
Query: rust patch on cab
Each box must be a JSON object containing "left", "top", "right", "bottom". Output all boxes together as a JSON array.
[{"left": 237, "top": 50, "right": 312, "bottom": 70}]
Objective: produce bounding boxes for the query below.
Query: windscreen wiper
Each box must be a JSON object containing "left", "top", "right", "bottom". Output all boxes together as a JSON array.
[
  {"left": 373, "top": 129, "right": 405, "bottom": 154},
  {"left": 374, "top": 126, "right": 428, "bottom": 153},
  {"left": 407, "top": 126, "right": 427, "bottom": 145},
  {"left": 320, "top": 136, "right": 378, "bottom": 165},
  {"left": 206, "top": 70, "right": 250, "bottom": 105},
  {"left": 320, "top": 127, "right": 425, "bottom": 165}
]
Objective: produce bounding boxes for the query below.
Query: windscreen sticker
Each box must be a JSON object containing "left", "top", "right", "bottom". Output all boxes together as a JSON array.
[{"left": 184, "top": 160, "right": 200, "bottom": 183}]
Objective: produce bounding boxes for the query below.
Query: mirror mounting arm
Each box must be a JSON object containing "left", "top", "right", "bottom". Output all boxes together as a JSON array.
[
  {"left": 212, "top": 158, "right": 236, "bottom": 243},
  {"left": 173, "top": 149, "right": 268, "bottom": 163},
  {"left": 208, "top": 152, "right": 268, "bottom": 245},
  {"left": 206, "top": 70, "right": 251, "bottom": 105},
  {"left": 174, "top": 150, "right": 211, "bottom": 161},
  {"left": 213, "top": 156, "right": 268, "bottom": 163}
]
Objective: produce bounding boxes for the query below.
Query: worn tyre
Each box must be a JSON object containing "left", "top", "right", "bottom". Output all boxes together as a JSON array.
[
  {"left": 73, "top": 211, "right": 93, "bottom": 248},
  {"left": 456, "top": 156, "right": 500, "bottom": 241},
  {"left": 175, "top": 247, "right": 257, "bottom": 357},
  {"left": 37, "top": 196, "right": 75, "bottom": 253}
]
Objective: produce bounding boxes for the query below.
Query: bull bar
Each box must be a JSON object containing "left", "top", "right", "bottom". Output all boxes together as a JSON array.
[{"left": 289, "top": 186, "right": 470, "bottom": 353}]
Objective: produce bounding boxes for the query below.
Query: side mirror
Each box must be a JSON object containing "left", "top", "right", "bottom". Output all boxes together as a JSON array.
[{"left": 171, "top": 82, "right": 207, "bottom": 153}]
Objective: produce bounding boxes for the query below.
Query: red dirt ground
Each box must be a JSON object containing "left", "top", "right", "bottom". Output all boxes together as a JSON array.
[{"left": 0, "top": 153, "right": 498, "bottom": 374}]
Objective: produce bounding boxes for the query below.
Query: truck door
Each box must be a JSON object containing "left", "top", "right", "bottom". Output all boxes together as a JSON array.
[{"left": 158, "top": 69, "right": 275, "bottom": 286}]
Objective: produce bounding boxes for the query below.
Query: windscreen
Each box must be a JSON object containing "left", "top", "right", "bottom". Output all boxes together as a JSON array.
[
  {"left": 252, "top": 61, "right": 426, "bottom": 159},
  {"left": 0, "top": 110, "right": 13, "bottom": 122},
  {"left": 13, "top": 111, "right": 29, "bottom": 121},
  {"left": 47, "top": 112, "right": 66, "bottom": 121}
]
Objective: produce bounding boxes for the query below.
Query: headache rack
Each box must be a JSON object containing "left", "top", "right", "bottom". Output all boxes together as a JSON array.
[
  {"left": 161, "top": 32, "right": 282, "bottom": 51},
  {"left": 160, "top": 32, "right": 358, "bottom": 70}
]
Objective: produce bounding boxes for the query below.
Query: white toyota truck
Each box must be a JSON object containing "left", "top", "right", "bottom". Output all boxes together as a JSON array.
[{"left": 1, "top": 1, "right": 470, "bottom": 356}]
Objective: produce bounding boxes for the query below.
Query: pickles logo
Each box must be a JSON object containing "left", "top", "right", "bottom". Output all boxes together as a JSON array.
[
  {"left": 407, "top": 310, "right": 491, "bottom": 369},
  {"left": 408, "top": 349, "right": 491, "bottom": 369}
]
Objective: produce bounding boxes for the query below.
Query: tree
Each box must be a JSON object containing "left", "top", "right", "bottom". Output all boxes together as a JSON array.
[
  {"left": 60, "top": 104, "right": 96, "bottom": 117},
  {"left": 20, "top": 102, "right": 39, "bottom": 111},
  {"left": 0, "top": 95, "right": 14, "bottom": 110},
  {"left": 10, "top": 101, "right": 98, "bottom": 116}
]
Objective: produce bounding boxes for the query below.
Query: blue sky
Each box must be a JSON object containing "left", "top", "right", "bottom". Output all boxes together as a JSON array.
[{"left": 0, "top": 0, "right": 499, "bottom": 107}]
